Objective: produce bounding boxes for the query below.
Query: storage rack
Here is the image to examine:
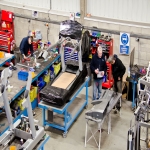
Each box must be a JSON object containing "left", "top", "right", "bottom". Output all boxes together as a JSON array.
[{"left": 0, "top": 10, "right": 14, "bottom": 53}]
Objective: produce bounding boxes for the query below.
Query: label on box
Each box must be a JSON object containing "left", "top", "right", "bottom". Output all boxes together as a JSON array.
[{"left": 9, "top": 14, "right": 12, "bottom": 18}]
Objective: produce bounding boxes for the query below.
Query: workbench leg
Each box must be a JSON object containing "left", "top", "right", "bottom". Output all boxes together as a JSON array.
[
  {"left": 85, "top": 120, "right": 88, "bottom": 147},
  {"left": 98, "top": 124, "right": 101, "bottom": 150},
  {"left": 120, "top": 97, "right": 122, "bottom": 117},
  {"left": 63, "top": 110, "right": 68, "bottom": 138},
  {"left": 108, "top": 113, "right": 111, "bottom": 134},
  {"left": 86, "top": 82, "right": 88, "bottom": 106},
  {"left": 132, "top": 83, "right": 136, "bottom": 109},
  {"left": 41, "top": 146, "right": 44, "bottom": 150},
  {"left": 42, "top": 108, "right": 45, "bottom": 127}
]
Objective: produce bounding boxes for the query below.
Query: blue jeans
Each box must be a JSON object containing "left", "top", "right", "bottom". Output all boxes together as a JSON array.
[{"left": 93, "top": 79, "right": 103, "bottom": 100}]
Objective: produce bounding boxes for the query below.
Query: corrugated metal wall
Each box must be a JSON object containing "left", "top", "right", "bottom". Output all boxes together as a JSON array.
[
  {"left": 51, "top": 0, "right": 80, "bottom": 13},
  {"left": 2, "top": 0, "right": 50, "bottom": 9},
  {"left": 87, "top": 0, "right": 150, "bottom": 24},
  {"left": 2, "top": 0, "right": 80, "bottom": 13}
]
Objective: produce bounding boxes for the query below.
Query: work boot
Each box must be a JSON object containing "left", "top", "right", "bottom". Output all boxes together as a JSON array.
[{"left": 114, "top": 101, "right": 121, "bottom": 114}]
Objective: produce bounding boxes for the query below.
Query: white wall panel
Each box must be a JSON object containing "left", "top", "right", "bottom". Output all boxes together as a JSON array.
[
  {"left": 1, "top": 0, "right": 50, "bottom": 10},
  {"left": 51, "top": 0, "right": 80, "bottom": 13},
  {"left": 87, "top": 0, "right": 150, "bottom": 24}
]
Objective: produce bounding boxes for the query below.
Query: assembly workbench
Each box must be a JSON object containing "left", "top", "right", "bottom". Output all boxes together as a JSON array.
[
  {"left": 0, "top": 54, "right": 60, "bottom": 107},
  {"left": 0, "top": 54, "right": 60, "bottom": 135},
  {"left": 38, "top": 77, "right": 90, "bottom": 138},
  {"left": 4, "top": 134, "right": 50, "bottom": 150},
  {"left": 0, "top": 53, "right": 14, "bottom": 67}
]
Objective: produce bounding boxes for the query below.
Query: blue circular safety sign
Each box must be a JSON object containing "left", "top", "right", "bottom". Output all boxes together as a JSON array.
[{"left": 121, "top": 33, "right": 129, "bottom": 45}]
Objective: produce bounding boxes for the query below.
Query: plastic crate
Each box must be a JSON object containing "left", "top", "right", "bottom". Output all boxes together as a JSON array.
[
  {"left": 18, "top": 71, "right": 28, "bottom": 81},
  {"left": 30, "top": 88, "right": 35, "bottom": 102},
  {"left": 31, "top": 72, "right": 36, "bottom": 78},
  {"left": 33, "top": 86, "right": 38, "bottom": 99},
  {"left": 50, "top": 66, "right": 54, "bottom": 73},
  {"left": 54, "top": 63, "right": 61, "bottom": 75},
  {"left": 30, "top": 86, "right": 37, "bottom": 102},
  {"left": 16, "top": 99, "right": 25, "bottom": 111},
  {"left": 38, "top": 77, "right": 46, "bottom": 90},
  {"left": 44, "top": 74, "right": 50, "bottom": 83}
]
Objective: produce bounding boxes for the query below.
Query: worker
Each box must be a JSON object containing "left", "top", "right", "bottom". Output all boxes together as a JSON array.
[
  {"left": 90, "top": 46, "right": 107, "bottom": 101},
  {"left": 108, "top": 54, "right": 126, "bottom": 113},
  {"left": 19, "top": 36, "right": 33, "bottom": 60}
]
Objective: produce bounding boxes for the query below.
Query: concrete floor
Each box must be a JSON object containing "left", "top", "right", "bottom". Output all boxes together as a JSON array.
[{"left": 34, "top": 86, "right": 134, "bottom": 150}]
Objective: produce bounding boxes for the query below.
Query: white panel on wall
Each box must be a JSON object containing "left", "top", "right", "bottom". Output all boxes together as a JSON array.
[
  {"left": 1, "top": 0, "right": 50, "bottom": 10},
  {"left": 87, "top": 0, "right": 150, "bottom": 24},
  {"left": 51, "top": 0, "right": 80, "bottom": 13}
]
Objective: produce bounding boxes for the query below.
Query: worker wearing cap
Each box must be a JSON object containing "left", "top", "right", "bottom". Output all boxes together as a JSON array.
[{"left": 19, "top": 36, "right": 33, "bottom": 59}]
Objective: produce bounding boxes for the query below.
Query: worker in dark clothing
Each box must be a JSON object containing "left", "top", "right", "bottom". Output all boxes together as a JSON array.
[
  {"left": 90, "top": 46, "right": 107, "bottom": 100},
  {"left": 19, "top": 36, "right": 33, "bottom": 59},
  {"left": 108, "top": 54, "right": 126, "bottom": 93},
  {"left": 108, "top": 54, "right": 126, "bottom": 112}
]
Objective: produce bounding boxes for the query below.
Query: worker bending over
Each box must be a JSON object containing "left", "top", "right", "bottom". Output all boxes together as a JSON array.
[
  {"left": 108, "top": 54, "right": 126, "bottom": 112},
  {"left": 19, "top": 36, "right": 33, "bottom": 59}
]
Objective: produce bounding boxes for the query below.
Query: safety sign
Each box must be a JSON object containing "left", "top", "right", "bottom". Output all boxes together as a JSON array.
[{"left": 120, "top": 32, "right": 130, "bottom": 55}]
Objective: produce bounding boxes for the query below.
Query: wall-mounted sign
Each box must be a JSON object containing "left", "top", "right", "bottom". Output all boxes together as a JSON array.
[
  {"left": 32, "top": 11, "right": 38, "bottom": 18},
  {"left": 69, "top": 12, "right": 75, "bottom": 21},
  {"left": 120, "top": 32, "right": 130, "bottom": 55}
]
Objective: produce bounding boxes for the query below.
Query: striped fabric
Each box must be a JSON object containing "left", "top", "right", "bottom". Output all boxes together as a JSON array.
[{"left": 64, "top": 47, "right": 78, "bottom": 63}]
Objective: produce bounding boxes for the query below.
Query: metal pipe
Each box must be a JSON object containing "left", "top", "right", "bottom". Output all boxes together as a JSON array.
[{"left": 14, "top": 13, "right": 150, "bottom": 40}]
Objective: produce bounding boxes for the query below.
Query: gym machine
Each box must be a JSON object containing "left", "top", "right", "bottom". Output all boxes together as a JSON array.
[
  {"left": 0, "top": 68, "right": 45, "bottom": 150},
  {"left": 40, "top": 21, "right": 87, "bottom": 106},
  {"left": 127, "top": 62, "right": 150, "bottom": 150}
]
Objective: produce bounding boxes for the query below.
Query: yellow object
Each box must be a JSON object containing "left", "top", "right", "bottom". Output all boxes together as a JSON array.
[
  {"left": 30, "top": 86, "right": 38, "bottom": 102},
  {"left": 89, "top": 54, "right": 92, "bottom": 59},
  {"left": 44, "top": 74, "right": 50, "bottom": 83},
  {"left": 31, "top": 72, "right": 36, "bottom": 78},
  {"left": 8, "top": 87, "right": 11, "bottom": 92},
  {"left": 33, "top": 86, "right": 38, "bottom": 99},
  {"left": 10, "top": 146, "right": 16, "bottom": 150},
  {"left": 0, "top": 52, "right": 5, "bottom": 58},
  {"left": 30, "top": 88, "right": 35, "bottom": 102},
  {"left": 16, "top": 99, "right": 25, "bottom": 111},
  {"left": 54, "top": 63, "right": 61, "bottom": 75}
]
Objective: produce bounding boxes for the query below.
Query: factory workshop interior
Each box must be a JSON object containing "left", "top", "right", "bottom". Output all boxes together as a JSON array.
[{"left": 1, "top": 0, "right": 150, "bottom": 150}]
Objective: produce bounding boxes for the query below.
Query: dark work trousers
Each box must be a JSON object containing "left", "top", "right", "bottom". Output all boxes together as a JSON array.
[
  {"left": 113, "top": 80, "right": 122, "bottom": 93},
  {"left": 13, "top": 49, "right": 22, "bottom": 64},
  {"left": 113, "top": 80, "right": 122, "bottom": 110}
]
